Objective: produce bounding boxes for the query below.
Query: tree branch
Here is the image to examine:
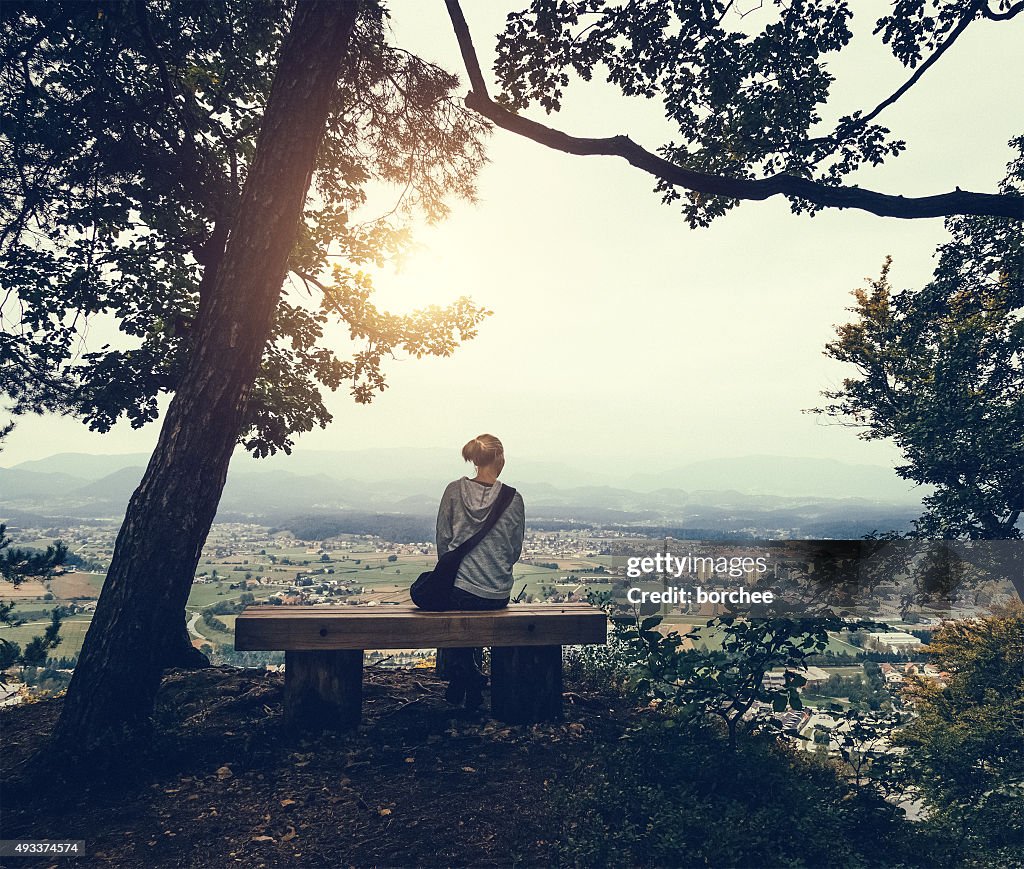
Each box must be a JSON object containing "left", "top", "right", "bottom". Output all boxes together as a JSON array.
[
  {"left": 849, "top": 0, "right": 982, "bottom": 134},
  {"left": 443, "top": 0, "right": 1024, "bottom": 222},
  {"left": 981, "top": 1, "right": 1024, "bottom": 21}
]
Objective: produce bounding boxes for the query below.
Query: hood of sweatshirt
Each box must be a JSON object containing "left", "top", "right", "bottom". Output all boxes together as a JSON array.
[{"left": 457, "top": 476, "right": 503, "bottom": 522}]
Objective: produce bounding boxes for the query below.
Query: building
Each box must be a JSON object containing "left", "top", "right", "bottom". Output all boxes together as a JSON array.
[{"left": 865, "top": 631, "right": 924, "bottom": 654}]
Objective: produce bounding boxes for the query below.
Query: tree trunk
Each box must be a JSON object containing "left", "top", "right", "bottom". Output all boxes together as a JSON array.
[
  {"left": 50, "top": 0, "right": 361, "bottom": 758},
  {"left": 162, "top": 611, "right": 210, "bottom": 670}
]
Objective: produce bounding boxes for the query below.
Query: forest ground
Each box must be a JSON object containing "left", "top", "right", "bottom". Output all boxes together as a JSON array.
[{"left": 1, "top": 665, "right": 635, "bottom": 868}]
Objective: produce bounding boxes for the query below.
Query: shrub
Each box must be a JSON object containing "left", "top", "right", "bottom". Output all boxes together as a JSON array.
[{"left": 552, "top": 720, "right": 927, "bottom": 868}]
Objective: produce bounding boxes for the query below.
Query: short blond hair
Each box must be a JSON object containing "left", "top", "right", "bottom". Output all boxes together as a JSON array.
[{"left": 462, "top": 433, "right": 504, "bottom": 467}]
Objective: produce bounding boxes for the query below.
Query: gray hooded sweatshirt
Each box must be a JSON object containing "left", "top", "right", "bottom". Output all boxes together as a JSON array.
[{"left": 435, "top": 477, "right": 526, "bottom": 599}]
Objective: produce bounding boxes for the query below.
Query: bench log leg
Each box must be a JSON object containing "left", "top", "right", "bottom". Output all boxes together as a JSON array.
[
  {"left": 490, "top": 645, "right": 563, "bottom": 724},
  {"left": 284, "top": 649, "right": 363, "bottom": 731},
  {"left": 435, "top": 647, "right": 456, "bottom": 679}
]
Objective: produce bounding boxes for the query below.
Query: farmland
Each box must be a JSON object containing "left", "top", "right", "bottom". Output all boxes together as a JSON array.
[{"left": 1, "top": 521, "right": 611, "bottom": 659}]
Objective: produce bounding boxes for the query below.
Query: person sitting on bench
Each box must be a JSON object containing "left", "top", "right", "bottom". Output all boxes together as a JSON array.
[{"left": 434, "top": 433, "right": 526, "bottom": 710}]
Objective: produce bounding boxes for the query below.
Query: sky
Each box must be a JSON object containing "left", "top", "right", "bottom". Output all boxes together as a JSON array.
[{"left": 1, "top": 1, "right": 1022, "bottom": 479}]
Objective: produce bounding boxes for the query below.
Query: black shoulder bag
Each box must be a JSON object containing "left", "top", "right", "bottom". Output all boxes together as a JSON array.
[{"left": 411, "top": 484, "right": 518, "bottom": 611}]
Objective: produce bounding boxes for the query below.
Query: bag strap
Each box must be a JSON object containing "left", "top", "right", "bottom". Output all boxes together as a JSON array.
[{"left": 446, "top": 484, "right": 518, "bottom": 563}]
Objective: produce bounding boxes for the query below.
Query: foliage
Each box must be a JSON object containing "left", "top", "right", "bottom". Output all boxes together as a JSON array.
[
  {"left": 0, "top": 639, "right": 21, "bottom": 669},
  {"left": 610, "top": 606, "right": 880, "bottom": 748},
  {"left": 20, "top": 609, "right": 64, "bottom": 667},
  {"left": 16, "top": 662, "right": 73, "bottom": 696},
  {"left": 562, "top": 590, "right": 635, "bottom": 690},
  {"left": 0, "top": 525, "right": 67, "bottom": 585},
  {"left": 552, "top": 718, "right": 927, "bottom": 868},
  {"left": 0, "top": 525, "right": 67, "bottom": 679},
  {"left": 895, "top": 602, "right": 1024, "bottom": 866},
  {"left": 489, "top": 0, "right": 1022, "bottom": 226},
  {"left": 200, "top": 609, "right": 229, "bottom": 633},
  {"left": 817, "top": 665, "right": 895, "bottom": 713},
  {"left": 1, "top": 0, "right": 490, "bottom": 454},
  {"left": 206, "top": 598, "right": 248, "bottom": 616},
  {"left": 818, "top": 707, "right": 908, "bottom": 797},
  {"left": 816, "top": 147, "right": 1024, "bottom": 539},
  {"left": 208, "top": 646, "right": 283, "bottom": 667}
]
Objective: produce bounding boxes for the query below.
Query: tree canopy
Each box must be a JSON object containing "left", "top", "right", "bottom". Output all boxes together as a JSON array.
[
  {"left": 1, "top": 0, "right": 490, "bottom": 455},
  {"left": 445, "top": 0, "right": 1023, "bottom": 225},
  {"left": 896, "top": 602, "right": 1024, "bottom": 865},
  {"left": 816, "top": 148, "right": 1024, "bottom": 539}
]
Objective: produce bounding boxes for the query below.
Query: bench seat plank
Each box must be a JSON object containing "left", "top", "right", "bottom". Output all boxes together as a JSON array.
[{"left": 235, "top": 603, "right": 607, "bottom": 651}]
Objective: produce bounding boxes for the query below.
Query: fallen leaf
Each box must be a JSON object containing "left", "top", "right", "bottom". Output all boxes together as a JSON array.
[
  {"left": 216, "top": 765, "right": 233, "bottom": 780},
  {"left": 251, "top": 835, "right": 275, "bottom": 843},
  {"left": 378, "top": 808, "right": 392, "bottom": 816},
  {"left": 280, "top": 799, "right": 296, "bottom": 807},
  {"left": 404, "top": 757, "right": 415, "bottom": 763},
  {"left": 461, "top": 766, "right": 476, "bottom": 773},
  {"left": 282, "top": 826, "right": 297, "bottom": 842}
]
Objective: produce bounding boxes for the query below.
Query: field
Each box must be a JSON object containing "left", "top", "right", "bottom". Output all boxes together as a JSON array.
[
  {"left": 49, "top": 572, "right": 105, "bottom": 599},
  {"left": 0, "top": 579, "right": 48, "bottom": 599},
  {"left": 0, "top": 616, "right": 92, "bottom": 658},
  {"left": 1, "top": 528, "right": 633, "bottom": 663},
  {"left": 802, "top": 693, "right": 852, "bottom": 709}
]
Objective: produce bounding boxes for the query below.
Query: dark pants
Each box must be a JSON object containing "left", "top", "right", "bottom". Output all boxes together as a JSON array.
[{"left": 443, "top": 586, "right": 509, "bottom": 680}]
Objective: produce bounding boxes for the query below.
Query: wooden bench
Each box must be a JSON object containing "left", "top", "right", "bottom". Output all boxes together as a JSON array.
[{"left": 234, "top": 603, "right": 607, "bottom": 729}]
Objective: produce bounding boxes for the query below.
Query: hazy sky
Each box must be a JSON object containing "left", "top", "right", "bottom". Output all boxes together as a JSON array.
[{"left": 1, "top": 2, "right": 1021, "bottom": 476}]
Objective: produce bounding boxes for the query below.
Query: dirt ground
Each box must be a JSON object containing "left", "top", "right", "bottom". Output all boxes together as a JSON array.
[{"left": 0, "top": 666, "right": 633, "bottom": 868}]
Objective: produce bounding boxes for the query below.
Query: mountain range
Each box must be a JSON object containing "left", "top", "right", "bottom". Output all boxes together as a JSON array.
[{"left": 0, "top": 449, "right": 925, "bottom": 537}]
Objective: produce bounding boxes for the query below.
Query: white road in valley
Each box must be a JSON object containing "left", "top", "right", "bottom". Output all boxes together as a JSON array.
[{"left": 186, "top": 610, "right": 203, "bottom": 638}]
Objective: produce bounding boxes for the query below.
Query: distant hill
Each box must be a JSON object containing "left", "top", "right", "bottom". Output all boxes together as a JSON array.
[
  {"left": 0, "top": 467, "right": 87, "bottom": 500},
  {"left": 71, "top": 466, "right": 146, "bottom": 503},
  {"left": 11, "top": 449, "right": 922, "bottom": 501},
  {"left": 2, "top": 449, "right": 925, "bottom": 537},
  {"left": 11, "top": 452, "right": 152, "bottom": 481},
  {"left": 624, "top": 455, "right": 923, "bottom": 502}
]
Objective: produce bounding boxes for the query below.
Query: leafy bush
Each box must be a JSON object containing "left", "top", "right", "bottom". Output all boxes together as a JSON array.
[
  {"left": 201, "top": 610, "right": 229, "bottom": 633},
  {"left": 552, "top": 720, "right": 928, "bottom": 868},
  {"left": 563, "top": 637, "right": 631, "bottom": 692}
]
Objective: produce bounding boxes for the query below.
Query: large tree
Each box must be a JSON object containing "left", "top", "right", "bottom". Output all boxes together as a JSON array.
[
  {"left": 895, "top": 602, "right": 1024, "bottom": 866},
  {"left": 49, "top": 0, "right": 365, "bottom": 754},
  {"left": 815, "top": 150, "right": 1024, "bottom": 539},
  {"left": 0, "top": 0, "right": 494, "bottom": 760},
  {"left": 1, "top": 1, "right": 488, "bottom": 669}
]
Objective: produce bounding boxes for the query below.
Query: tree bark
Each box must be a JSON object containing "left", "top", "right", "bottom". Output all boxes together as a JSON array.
[
  {"left": 50, "top": 0, "right": 361, "bottom": 757},
  {"left": 162, "top": 610, "right": 209, "bottom": 670}
]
